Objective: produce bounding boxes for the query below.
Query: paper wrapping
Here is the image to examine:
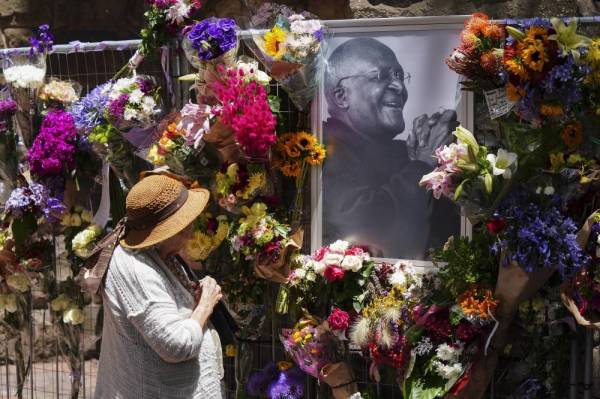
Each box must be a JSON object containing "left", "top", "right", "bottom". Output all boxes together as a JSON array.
[
  {"left": 320, "top": 362, "right": 360, "bottom": 399},
  {"left": 254, "top": 229, "right": 303, "bottom": 284}
]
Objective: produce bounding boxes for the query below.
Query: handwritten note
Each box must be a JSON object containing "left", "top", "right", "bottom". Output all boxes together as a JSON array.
[{"left": 484, "top": 88, "right": 515, "bottom": 119}]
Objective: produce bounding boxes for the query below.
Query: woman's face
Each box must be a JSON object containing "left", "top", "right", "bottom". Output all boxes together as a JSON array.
[{"left": 157, "top": 222, "right": 194, "bottom": 257}]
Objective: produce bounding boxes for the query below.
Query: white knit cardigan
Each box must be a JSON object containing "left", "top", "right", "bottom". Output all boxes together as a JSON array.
[{"left": 94, "top": 245, "right": 224, "bottom": 399}]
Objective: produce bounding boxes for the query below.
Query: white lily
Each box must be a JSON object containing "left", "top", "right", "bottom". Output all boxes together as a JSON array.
[{"left": 487, "top": 149, "right": 518, "bottom": 179}]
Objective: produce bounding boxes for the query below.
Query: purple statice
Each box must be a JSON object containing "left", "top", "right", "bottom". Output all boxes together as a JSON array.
[
  {"left": 29, "top": 24, "right": 54, "bottom": 56},
  {"left": 267, "top": 366, "right": 305, "bottom": 399},
  {"left": 0, "top": 98, "right": 17, "bottom": 118},
  {"left": 492, "top": 190, "right": 590, "bottom": 279},
  {"left": 108, "top": 93, "right": 128, "bottom": 120},
  {"left": 5, "top": 181, "right": 64, "bottom": 221},
  {"left": 70, "top": 83, "right": 110, "bottom": 134},
  {"left": 27, "top": 110, "right": 77, "bottom": 177},
  {"left": 187, "top": 17, "right": 238, "bottom": 61}
]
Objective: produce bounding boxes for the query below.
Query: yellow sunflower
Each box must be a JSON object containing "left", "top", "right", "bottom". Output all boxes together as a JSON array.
[
  {"left": 526, "top": 26, "right": 549, "bottom": 42},
  {"left": 521, "top": 41, "right": 547, "bottom": 72},
  {"left": 504, "top": 59, "right": 529, "bottom": 80},
  {"left": 306, "top": 146, "right": 326, "bottom": 166},
  {"left": 295, "top": 131, "right": 317, "bottom": 151},
  {"left": 561, "top": 121, "right": 583, "bottom": 148},
  {"left": 539, "top": 103, "right": 564, "bottom": 117},
  {"left": 280, "top": 161, "right": 302, "bottom": 177},
  {"left": 264, "top": 26, "right": 287, "bottom": 60}
]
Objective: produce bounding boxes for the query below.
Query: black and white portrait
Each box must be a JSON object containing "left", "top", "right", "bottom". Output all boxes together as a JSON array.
[{"left": 315, "top": 21, "right": 466, "bottom": 260}]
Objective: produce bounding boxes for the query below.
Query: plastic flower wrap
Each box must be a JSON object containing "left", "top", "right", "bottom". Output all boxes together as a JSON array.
[
  {"left": 419, "top": 125, "right": 517, "bottom": 224},
  {"left": 141, "top": 0, "right": 202, "bottom": 56},
  {"left": 182, "top": 17, "right": 238, "bottom": 94},
  {"left": 145, "top": 112, "right": 222, "bottom": 181},
  {"left": 245, "top": 4, "right": 326, "bottom": 109},
  {"left": 184, "top": 212, "right": 230, "bottom": 261},
  {"left": 502, "top": 18, "right": 590, "bottom": 126},
  {"left": 38, "top": 79, "right": 81, "bottom": 108},
  {"left": 229, "top": 202, "right": 290, "bottom": 263},
  {"left": 446, "top": 13, "right": 506, "bottom": 91},
  {"left": 491, "top": 190, "right": 589, "bottom": 279},
  {"left": 210, "top": 67, "right": 277, "bottom": 158},
  {"left": 1, "top": 24, "right": 52, "bottom": 89},
  {"left": 71, "top": 224, "right": 103, "bottom": 259},
  {"left": 105, "top": 75, "right": 161, "bottom": 130},
  {"left": 280, "top": 317, "right": 339, "bottom": 379},
  {"left": 214, "top": 162, "right": 268, "bottom": 213}
]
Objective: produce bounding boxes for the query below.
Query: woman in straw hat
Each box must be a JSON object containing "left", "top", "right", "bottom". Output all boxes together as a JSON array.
[{"left": 82, "top": 174, "right": 224, "bottom": 398}]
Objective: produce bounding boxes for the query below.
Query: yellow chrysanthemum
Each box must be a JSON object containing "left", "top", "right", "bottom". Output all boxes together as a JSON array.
[
  {"left": 504, "top": 59, "right": 529, "bottom": 80},
  {"left": 146, "top": 144, "right": 166, "bottom": 166},
  {"left": 521, "top": 41, "right": 547, "bottom": 72},
  {"left": 539, "top": 103, "right": 564, "bottom": 117},
  {"left": 264, "top": 26, "right": 287, "bottom": 60},
  {"left": 587, "top": 38, "right": 600, "bottom": 64},
  {"left": 549, "top": 152, "right": 566, "bottom": 170},
  {"left": 237, "top": 172, "right": 265, "bottom": 200}
]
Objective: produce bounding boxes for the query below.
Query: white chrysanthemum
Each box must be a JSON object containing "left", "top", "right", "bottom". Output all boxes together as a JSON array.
[
  {"left": 388, "top": 270, "right": 407, "bottom": 287},
  {"left": 4, "top": 65, "right": 45, "bottom": 89},
  {"left": 294, "top": 268, "right": 307, "bottom": 279},
  {"left": 7, "top": 273, "right": 30, "bottom": 293},
  {"left": 329, "top": 240, "right": 349, "bottom": 253},
  {"left": 349, "top": 318, "right": 370, "bottom": 347},
  {"left": 128, "top": 89, "right": 144, "bottom": 104},
  {"left": 432, "top": 361, "right": 463, "bottom": 381},
  {"left": 141, "top": 96, "right": 157, "bottom": 114},
  {"left": 436, "top": 343, "right": 463, "bottom": 362},
  {"left": 63, "top": 307, "right": 85, "bottom": 325},
  {"left": 414, "top": 337, "right": 433, "bottom": 356},
  {"left": 123, "top": 107, "right": 138, "bottom": 121},
  {"left": 290, "top": 18, "right": 322, "bottom": 35},
  {"left": 51, "top": 294, "right": 72, "bottom": 312}
]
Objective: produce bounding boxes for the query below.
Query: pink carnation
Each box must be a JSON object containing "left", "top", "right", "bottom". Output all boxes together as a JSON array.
[
  {"left": 327, "top": 308, "right": 350, "bottom": 331},
  {"left": 313, "top": 246, "right": 328, "bottom": 262},
  {"left": 345, "top": 246, "right": 365, "bottom": 257},
  {"left": 323, "top": 265, "right": 345, "bottom": 282}
]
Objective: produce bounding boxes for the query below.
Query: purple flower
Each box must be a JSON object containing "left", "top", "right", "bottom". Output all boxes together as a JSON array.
[
  {"left": 108, "top": 94, "right": 128, "bottom": 119},
  {"left": 5, "top": 181, "right": 64, "bottom": 222},
  {"left": 247, "top": 362, "right": 279, "bottom": 396},
  {"left": 29, "top": 24, "right": 54, "bottom": 56},
  {"left": 494, "top": 190, "right": 590, "bottom": 279},
  {"left": 137, "top": 77, "right": 153, "bottom": 95},
  {"left": 27, "top": 110, "right": 78, "bottom": 177},
  {"left": 267, "top": 366, "right": 305, "bottom": 399},
  {"left": 70, "top": 83, "right": 110, "bottom": 133},
  {"left": 0, "top": 99, "right": 17, "bottom": 118},
  {"left": 187, "top": 17, "right": 238, "bottom": 61}
]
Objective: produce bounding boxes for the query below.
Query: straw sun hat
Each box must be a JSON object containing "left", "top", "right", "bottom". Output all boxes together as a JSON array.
[{"left": 120, "top": 174, "right": 210, "bottom": 249}]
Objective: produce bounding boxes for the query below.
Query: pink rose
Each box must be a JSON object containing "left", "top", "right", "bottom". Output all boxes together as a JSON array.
[
  {"left": 345, "top": 246, "right": 364, "bottom": 257},
  {"left": 323, "top": 265, "right": 345, "bottom": 282},
  {"left": 313, "top": 246, "right": 328, "bottom": 262},
  {"left": 328, "top": 308, "right": 350, "bottom": 331}
]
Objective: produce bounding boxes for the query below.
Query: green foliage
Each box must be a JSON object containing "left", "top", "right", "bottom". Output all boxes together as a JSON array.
[
  {"left": 431, "top": 234, "right": 497, "bottom": 298},
  {"left": 140, "top": 7, "right": 171, "bottom": 56}
]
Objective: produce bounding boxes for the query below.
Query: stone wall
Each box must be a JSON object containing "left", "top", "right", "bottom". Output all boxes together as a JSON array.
[{"left": 0, "top": 0, "right": 598, "bottom": 48}]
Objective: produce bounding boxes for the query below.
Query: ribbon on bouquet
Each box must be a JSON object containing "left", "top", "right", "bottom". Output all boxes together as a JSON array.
[{"left": 161, "top": 46, "right": 177, "bottom": 109}]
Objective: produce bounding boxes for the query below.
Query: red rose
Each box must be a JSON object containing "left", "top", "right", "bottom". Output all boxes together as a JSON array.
[
  {"left": 313, "top": 247, "right": 328, "bottom": 262},
  {"left": 456, "top": 321, "right": 478, "bottom": 343},
  {"left": 324, "top": 265, "right": 345, "bottom": 282},
  {"left": 486, "top": 216, "right": 506, "bottom": 235},
  {"left": 327, "top": 308, "right": 350, "bottom": 330}
]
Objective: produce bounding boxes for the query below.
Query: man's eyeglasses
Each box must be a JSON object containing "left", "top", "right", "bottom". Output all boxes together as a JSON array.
[{"left": 336, "top": 68, "right": 411, "bottom": 87}]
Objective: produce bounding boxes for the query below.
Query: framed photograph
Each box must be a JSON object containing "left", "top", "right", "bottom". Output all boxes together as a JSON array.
[{"left": 311, "top": 16, "right": 473, "bottom": 265}]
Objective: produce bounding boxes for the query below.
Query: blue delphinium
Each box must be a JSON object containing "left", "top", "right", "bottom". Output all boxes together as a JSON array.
[
  {"left": 29, "top": 24, "right": 54, "bottom": 56},
  {"left": 492, "top": 190, "right": 590, "bottom": 279},
  {"left": 69, "top": 83, "right": 110, "bottom": 134},
  {"left": 187, "top": 17, "right": 238, "bottom": 61}
]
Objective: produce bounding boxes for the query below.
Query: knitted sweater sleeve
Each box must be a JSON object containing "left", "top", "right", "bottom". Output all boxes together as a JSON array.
[{"left": 104, "top": 247, "right": 204, "bottom": 363}]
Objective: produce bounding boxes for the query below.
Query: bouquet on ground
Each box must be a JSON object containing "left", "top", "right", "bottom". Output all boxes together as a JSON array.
[
  {"left": 214, "top": 162, "right": 268, "bottom": 213},
  {"left": 446, "top": 13, "right": 506, "bottom": 91},
  {"left": 419, "top": 125, "right": 517, "bottom": 224},
  {"left": 246, "top": 361, "right": 305, "bottom": 399},
  {"left": 184, "top": 212, "right": 230, "bottom": 261},
  {"left": 245, "top": 4, "right": 326, "bottom": 109}
]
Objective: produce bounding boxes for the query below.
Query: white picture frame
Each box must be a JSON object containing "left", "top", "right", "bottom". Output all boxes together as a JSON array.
[{"left": 310, "top": 15, "right": 473, "bottom": 267}]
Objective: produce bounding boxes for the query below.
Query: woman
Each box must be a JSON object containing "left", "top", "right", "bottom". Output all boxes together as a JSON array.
[{"left": 91, "top": 174, "right": 224, "bottom": 398}]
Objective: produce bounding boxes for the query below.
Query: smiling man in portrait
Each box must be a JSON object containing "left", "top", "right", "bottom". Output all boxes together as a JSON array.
[{"left": 322, "top": 37, "right": 460, "bottom": 259}]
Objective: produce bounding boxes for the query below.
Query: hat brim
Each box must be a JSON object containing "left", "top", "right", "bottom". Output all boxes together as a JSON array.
[{"left": 120, "top": 188, "right": 210, "bottom": 249}]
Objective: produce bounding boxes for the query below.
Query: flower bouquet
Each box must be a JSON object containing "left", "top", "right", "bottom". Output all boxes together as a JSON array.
[
  {"left": 105, "top": 75, "right": 161, "bottom": 132},
  {"left": 244, "top": 4, "right": 326, "bottom": 110},
  {"left": 144, "top": 112, "right": 222, "bottom": 181},
  {"left": 214, "top": 162, "right": 268, "bottom": 213},
  {"left": 4, "top": 25, "right": 52, "bottom": 148},
  {"left": 209, "top": 66, "right": 277, "bottom": 160},
  {"left": 71, "top": 224, "right": 103, "bottom": 259},
  {"left": 182, "top": 17, "right": 239, "bottom": 99},
  {"left": 502, "top": 18, "right": 590, "bottom": 127},
  {"left": 272, "top": 131, "right": 326, "bottom": 223},
  {"left": 246, "top": 361, "right": 305, "bottom": 399},
  {"left": 38, "top": 79, "right": 81, "bottom": 110},
  {"left": 184, "top": 212, "right": 230, "bottom": 261},
  {"left": 446, "top": 13, "right": 506, "bottom": 92},
  {"left": 419, "top": 125, "right": 518, "bottom": 224}
]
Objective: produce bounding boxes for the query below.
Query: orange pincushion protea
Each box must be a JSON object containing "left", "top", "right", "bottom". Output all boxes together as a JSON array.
[{"left": 458, "top": 286, "right": 498, "bottom": 321}]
